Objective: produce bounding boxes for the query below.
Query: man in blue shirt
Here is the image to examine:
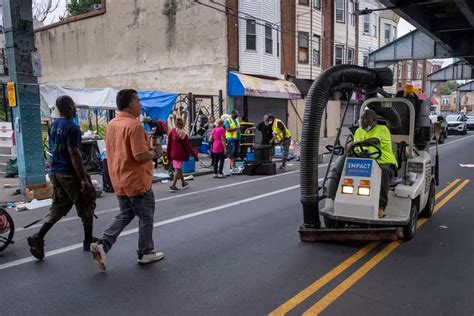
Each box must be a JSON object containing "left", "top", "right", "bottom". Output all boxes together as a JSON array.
[{"left": 27, "top": 96, "right": 96, "bottom": 260}]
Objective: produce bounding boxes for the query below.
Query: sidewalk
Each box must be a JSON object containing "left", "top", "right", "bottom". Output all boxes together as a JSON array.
[{"left": 0, "top": 135, "right": 343, "bottom": 205}]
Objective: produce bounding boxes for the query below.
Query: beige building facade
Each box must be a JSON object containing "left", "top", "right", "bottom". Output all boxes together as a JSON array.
[{"left": 35, "top": 0, "right": 228, "bottom": 96}]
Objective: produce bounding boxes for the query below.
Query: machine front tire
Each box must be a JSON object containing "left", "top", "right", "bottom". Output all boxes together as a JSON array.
[
  {"left": 403, "top": 202, "right": 418, "bottom": 241},
  {"left": 420, "top": 183, "right": 435, "bottom": 218},
  {"left": 324, "top": 217, "right": 338, "bottom": 229}
]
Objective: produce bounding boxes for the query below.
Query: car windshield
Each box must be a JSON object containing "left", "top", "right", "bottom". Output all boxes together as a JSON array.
[
  {"left": 467, "top": 116, "right": 474, "bottom": 121},
  {"left": 446, "top": 115, "right": 460, "bottom": 122},
  {"left": 429, "top": 115, "right": 437, "bottom": 122}
]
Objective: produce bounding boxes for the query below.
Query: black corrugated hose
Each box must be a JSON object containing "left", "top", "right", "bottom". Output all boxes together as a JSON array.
[{"left": 300, "top": 65, "right": 384, "bottom": 228}]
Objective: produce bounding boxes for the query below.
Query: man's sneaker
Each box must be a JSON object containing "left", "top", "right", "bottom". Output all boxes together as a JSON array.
[
  {"left": 213, "top": 174, "right": 219, "bottom": 178},
  {"left": 83, "top": 236, "right": 99, "bottom": 251},
  {"left": 279, "top": 165, "right": 287, "bottom": 171},
  {"left": 90, "top": 242, "right": 107, "bottom": 271},
  {"left": 218, "top": 174, "right": 225, "bottom": 178},
  {"left": 27, "top": 234, "right": 45, "bottom": 260},
  {"left": 182, "top": 182, "right": 189, "bottom": 189},
  {"left": 170, "top": 185, "right": 180, "bottom": 193},
  {"left": 137, "top": 251, "right": 164, "bottom": 265}
]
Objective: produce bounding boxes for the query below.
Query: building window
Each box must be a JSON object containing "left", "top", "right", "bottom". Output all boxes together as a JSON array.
[
  {"left": 276, "top": 30, "right": 280, "bottom": 57},
  {"left": 363, "top": 14, "right": 370, "bottom": 34},
  {"left": 347, "top": 47, "right": 354, "bottom": 65},
  {"left": 299, "top": 0, "right": 309, "bottom": 5},
  {"left": 298, "top": 32, "right": 309, "bottom": 63},
  {"left": 312, "top": 34, "right": 321, "bottom": 66},
  {"left": 313, "top": 0, "right": 321, "bottom": 9},
  {"left": 336, "top": 0, "right": 345, "bottom": 23},
  {"left": 406, "top": 63, "right": 412, "bottom": 80},
  {"left": 335, "top": 46, "right": 344, "bottom": 65},
  {"left": 246, "top": 20, "right": 257, "bottom": 50},
  {"left": 265, "top": 23, "right": 273, "bottom": 54},
  {"left": 393, "top": 26, "right": 397, "bottom": 40},
  {"left": 350, "top": 2, "right": 355, "bottom": 26},
  {"left": 363, "top": 55, "right": 368, "bottom": 67},
  {"left": 384, "top": 23, "right": 391, "bottom": 43}
]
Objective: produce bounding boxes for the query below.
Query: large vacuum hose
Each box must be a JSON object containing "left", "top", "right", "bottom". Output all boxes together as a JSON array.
[{"left": 300, "top": 65, "right": 383, "bottom": 228}]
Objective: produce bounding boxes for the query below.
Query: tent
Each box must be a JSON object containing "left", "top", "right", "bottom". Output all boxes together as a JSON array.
[
  {"left": 138, "top": 90, "right": 178, "bottom": 121},
  {"left": 39, "top": 85, "right": 178, "bottom": 121}
]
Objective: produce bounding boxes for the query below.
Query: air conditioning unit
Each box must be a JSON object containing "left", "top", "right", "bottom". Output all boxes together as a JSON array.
[{"left": 90, "top": 3, "right": 102, "bottom": 11}]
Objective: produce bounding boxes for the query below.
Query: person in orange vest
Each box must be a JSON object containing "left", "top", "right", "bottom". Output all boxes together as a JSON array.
[{"left": 266, "top": 114, "right": 292, "bottom": 171}]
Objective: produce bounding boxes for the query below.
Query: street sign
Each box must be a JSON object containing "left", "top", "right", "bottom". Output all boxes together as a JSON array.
[{"left": 7, "top": 82, "right": 16, "bottom": 107}]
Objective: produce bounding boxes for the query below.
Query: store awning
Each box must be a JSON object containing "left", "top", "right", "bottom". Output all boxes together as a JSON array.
[
  {"left": 228, "top": 72, "right": 302, "bottom": 99},
  {"left": 292, "top": 78, "right": 313, "bottom": 96}
]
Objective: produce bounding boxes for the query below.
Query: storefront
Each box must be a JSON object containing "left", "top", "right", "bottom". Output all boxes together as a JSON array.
[{"left": 227, "top": 72, "right": 302, "bottom": 126}]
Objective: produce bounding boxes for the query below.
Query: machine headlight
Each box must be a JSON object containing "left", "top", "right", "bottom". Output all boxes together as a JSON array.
[
  {"left": 341, "top": 185, "right": 354, "bottom": 194},
  {"left": 358, "top": 187, "right": 371, "bottom": 196}
]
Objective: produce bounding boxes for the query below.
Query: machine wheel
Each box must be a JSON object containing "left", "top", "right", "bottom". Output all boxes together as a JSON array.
[
  {"left": 420, "top": 182, "right": 435, "bottom": 218},
  {"left": 324, "top": 217, "right": 338, "bottom": 229},
  {"left": 403, "top": 202, "right": 418, "bottom": 241}
]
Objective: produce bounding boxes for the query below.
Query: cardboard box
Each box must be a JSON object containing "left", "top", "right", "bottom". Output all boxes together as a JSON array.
[{"left": 26, "top": 182, "right": 54, "bottom": 200}]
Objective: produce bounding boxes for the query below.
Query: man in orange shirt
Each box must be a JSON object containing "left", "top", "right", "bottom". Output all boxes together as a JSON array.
[{"left": 90, "top": 89, "right": 163, "bottom": 271}]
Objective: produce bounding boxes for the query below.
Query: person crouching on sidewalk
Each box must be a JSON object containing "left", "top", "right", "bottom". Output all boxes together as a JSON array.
[{"left": 167, "top": 117, "right": 199, "bottom": 192}]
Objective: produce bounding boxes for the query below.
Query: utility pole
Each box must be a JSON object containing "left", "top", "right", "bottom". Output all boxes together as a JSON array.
[{"left": 3, "top": 0, "right": 46, "bottom": 192}]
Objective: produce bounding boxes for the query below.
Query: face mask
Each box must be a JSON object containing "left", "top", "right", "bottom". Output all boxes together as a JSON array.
[{"left": 363, "top": 122, "right": 374, "bottom": 132}]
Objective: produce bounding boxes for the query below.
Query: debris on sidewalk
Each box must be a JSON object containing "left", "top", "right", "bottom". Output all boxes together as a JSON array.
[
  {"left": 439, "top": 225, "right": 448, "bottom": 229},
  {"left": 16, "top": 198, "right": 53, "bottom": 212},
  {"left": 459, "top": 164, "right": 474, "bottom": 168}
]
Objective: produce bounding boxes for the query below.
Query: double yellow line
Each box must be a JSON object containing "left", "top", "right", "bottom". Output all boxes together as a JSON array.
[{"left": 270, "top": 178, "right": 470, "bottom": 316}]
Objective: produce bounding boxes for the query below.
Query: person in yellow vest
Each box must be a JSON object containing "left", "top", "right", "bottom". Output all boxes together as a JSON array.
[
  {"left": 352, "top": 109, "right": 398, "bottom": 219},
  {"left": 224, "top": 110, "right": 241, "bottom": 171},
  {"left": 266, "top": 114, "right": 292, "bottom": 171}
]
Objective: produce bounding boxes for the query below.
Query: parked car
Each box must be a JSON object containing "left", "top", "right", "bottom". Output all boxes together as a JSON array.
[
  {"left": 445, "top": 114, "right": 468, "bottom": 135},
  {"left": 429, "top": 115, "right": 448, "bottom": 143},
  {"left": 466, "top": 116, "right": 474, "bottom": 131}
]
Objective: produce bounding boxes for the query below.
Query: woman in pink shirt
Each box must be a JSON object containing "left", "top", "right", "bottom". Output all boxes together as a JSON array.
[{"left": 209, "top": 118, "right": 227, "bottom": 178}]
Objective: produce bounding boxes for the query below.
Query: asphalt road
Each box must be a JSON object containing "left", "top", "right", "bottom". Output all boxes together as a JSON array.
[{"left": 0, "top": 133, "right": 473, "bottom": 315}]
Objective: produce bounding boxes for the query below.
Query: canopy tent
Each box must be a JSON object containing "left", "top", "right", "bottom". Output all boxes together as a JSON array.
[
  {"left": 39, "top": 85, "right": 178, "bottom": 121},
  {"left": 138, "top": 90, "right": 178, "bottom": 121},
  {"left": 40, "top": 85, "right": 118, "bottom": 110}
]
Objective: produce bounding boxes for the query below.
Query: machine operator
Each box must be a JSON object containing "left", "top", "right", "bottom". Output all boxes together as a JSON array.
[{"left": 352, "top": 109, "right": 398, "bottom": 219}]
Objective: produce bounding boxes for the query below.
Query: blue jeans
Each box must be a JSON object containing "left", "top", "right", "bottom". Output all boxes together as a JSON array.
[
  {"left": 227, "top": 139, "right": 240, "bottom": 159},
  {"left": 101, "top": 190, "right": 155, "bottom": 256}
]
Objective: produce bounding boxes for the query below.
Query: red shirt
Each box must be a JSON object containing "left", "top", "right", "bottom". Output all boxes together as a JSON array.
[
  {"left": 105, "top": 112, "right": 153, "bottom": 197},
  {"left": 167, "top": 128, "right": 197, "bottom": 162}
]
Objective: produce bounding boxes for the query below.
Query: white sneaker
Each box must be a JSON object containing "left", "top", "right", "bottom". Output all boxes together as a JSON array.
[
  {"left": 137, "top": 251, "right": 164, "bottom": 264},
  {"left": 90, "top": 242, "right": 107, "bottom": 271}
]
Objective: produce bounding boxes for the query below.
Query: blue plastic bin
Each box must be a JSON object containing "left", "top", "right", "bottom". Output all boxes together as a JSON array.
[
  {"left": 182, "top": 157, "right": 196, "bottom": 174},
  {"left": 200, "top": 142, "right": 209, "bottom": 154},
  {"left": 246, "top": 152, "right": 255, "bottom": 161}
]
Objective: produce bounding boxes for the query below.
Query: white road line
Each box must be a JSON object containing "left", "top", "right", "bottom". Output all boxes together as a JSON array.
[
  {"left": 15, "top": 164, "right": 328, "bottom": 233},
  {"left": 0, "top": 183, "right": 305, "bottom": 271},
  {"left": 433, "top": 134, "right": 474, "bottom": 150}
]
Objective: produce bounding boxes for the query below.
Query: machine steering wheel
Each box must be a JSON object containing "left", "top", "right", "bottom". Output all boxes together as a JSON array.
[{"left": 351, "top": 142, "right": 382, "bottom": 160}]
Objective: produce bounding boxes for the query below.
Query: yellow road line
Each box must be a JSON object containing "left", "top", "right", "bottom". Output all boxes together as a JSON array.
[
  {"left": 435, "top": 178, "right": 461, "bottom": 200},
  {"left": 302, "top": 241, "right": 401, "bottom": 316},
  {"left": 433, "top": 179, "right": 470, "bottom": 214},
  {"left": 302, "top": 179, "right": 470, "bottom": 315},
  {"left": 268, "top": 242, "right": 380, "bottom": 316}
]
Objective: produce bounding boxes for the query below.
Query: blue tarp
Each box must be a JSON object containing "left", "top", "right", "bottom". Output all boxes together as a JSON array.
[{"left": 139, "top": 90, "right": 178, "bottom": 121}]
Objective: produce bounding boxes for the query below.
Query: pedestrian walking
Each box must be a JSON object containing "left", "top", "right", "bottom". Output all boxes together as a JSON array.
[
  {"left": 27, "top": 96, "right": 97, "bottom": 260},
  {"left": 209, "top": 118, "right": 227, "bottom": 178},
  {"left": 167, "top": 117, "right": 199, "bottom": 192},
  {"left": 89, "top": 89, "right": 163, "bottom": 271}
]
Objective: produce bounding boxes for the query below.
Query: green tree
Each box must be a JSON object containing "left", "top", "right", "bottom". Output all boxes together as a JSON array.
[
  {"left": 67, "top": 0, "right": 102, "bottom": 17},
  {"left": 437, "top": 81, "right": 459, "bottom": 95}
]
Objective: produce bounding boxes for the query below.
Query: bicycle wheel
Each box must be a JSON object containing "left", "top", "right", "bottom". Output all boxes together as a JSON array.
[{"left": 0, "top": 208, "right": 14, "bottom": 252}]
